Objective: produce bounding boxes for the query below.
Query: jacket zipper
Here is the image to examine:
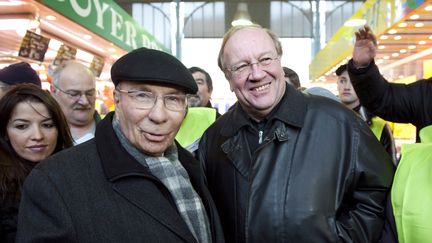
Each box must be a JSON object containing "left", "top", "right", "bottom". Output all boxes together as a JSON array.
[{"left": 258, "top": 130, "right": 263, "bottom": 144}]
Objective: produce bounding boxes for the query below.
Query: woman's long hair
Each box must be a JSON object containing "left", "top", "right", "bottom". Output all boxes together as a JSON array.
[{"left": 0, "top": 84, "right": 73, "bottom": 200}]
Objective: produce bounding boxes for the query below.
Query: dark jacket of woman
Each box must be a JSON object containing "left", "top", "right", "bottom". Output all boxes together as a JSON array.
[
  {"left": 199, "top": 86, "right": 395, "bottom": 243},
  {"left": 16, "top": 112, "right": 224, "bottom": 243}
]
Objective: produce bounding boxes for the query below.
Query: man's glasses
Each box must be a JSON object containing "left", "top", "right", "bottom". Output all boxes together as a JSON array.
[
  {"left": 116, "top": 89, "right": 187, "bottom": 112},
  {"left": 226, "top": 56, "right": 279, "bottom": 78},
  {"left": 54, "top": 84, "right": 96, "bottom": 101}
]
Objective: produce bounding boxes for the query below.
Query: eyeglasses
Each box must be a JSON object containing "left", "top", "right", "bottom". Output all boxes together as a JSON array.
[
  {"left": 54, "top": 84, "right": 96, "bottom": 100},
  {"left": 116, "top": 89, "right": 187, "bottom": 112},
  {"left": 226, "top": 56, "right": 279, "bottom": 77}
]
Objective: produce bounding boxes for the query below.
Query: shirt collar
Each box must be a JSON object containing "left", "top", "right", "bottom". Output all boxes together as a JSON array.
[{"left": 221, "top": 84, "right": 308, "bottom": 136}]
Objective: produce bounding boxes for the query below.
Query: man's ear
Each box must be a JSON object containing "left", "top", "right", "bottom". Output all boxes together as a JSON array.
[
  {"left": 184, "top": 106, "right": 188, "bottom": 118},
  {"left": 113, "top": 89, "right": 120, "bottom": 104},
  {"left": 50, "top": 84, "right": 56, "bottom": 94}
]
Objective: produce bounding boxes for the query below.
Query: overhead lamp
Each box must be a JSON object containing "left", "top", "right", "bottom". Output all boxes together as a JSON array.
[
  {"left": 231, "top": 3, "right": 253, "bottom": 26},
  {"left": 388, "top": 29, "right": 397, "bottom": 34},
  {"left": 410, "top": 14, "right": 420, "bottom": 20},
  {"left": 344, "top": 18, "right": 366, "bottom": 27}
]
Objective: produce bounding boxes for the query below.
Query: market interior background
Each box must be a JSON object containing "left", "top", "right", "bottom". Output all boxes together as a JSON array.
[{"left": 1, "top": 0, "right": 431, "bottom": 148}]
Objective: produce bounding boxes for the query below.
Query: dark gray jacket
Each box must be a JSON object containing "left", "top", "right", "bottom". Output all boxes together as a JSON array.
[{"left": 16, "top": 112, "right": 224, "bottom": 243}]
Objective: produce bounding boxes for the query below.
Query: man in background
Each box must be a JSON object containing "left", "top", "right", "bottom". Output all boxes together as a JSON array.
[
  {"left": 188, "top": 66, "right": 214, "bottom": 108},
  {"left": 51, "top": 61, "right": 100, "bottom": 145},
  {"left": 283, "top": 66, "right": 301, "bottom": 90},
  {"left": 0, "top": 62, "right": 41, "bottom": 98},
  {"left": 336, "top": 63, "right": 397, "bottom": 164}
]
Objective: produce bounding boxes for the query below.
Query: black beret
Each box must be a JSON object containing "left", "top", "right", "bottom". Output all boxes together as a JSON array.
[
  {"left": 111, "top": 48, "right": 198, "bottom": 94},
  {"left": 0, "top": 62, "right": 41, "bottom": 87}
]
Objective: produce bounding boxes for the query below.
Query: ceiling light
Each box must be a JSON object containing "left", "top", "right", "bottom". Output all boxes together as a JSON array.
[
  {"left": 344, "top": 19, "right": 366, "bottom": 27},
  {"left": 394, "top": 36, "right": 402, "bottom": 40},
  {"left": 376, "top": 59, "right": 384, "bottom": 64},
  {"left": 383, "top": 56, "right": 390, "bottom": 60},
  {"left": 398, "top": 75, "right": 405, "bottom": 79},
  {"left": 419, "top": 40, "right": 426, "bottom": 45},
  {"left": 425, "top": 5, "right": 432, "bottom": 11},
  {"left": 48, "top": 38, "right": 63, "bottom": 50},
  {"left": 0, "top": 1, "right": 25, "bottom": 6},
  {"left": 0, "top": 19, "right": 32, "bottom": 31},
  {"left": 410, "top": 14, "right": 420, "bottom": 20},
  {"left": 41, "top": 19, "right": 105, "bottom": 53},
  {"left": 380, "top": 35, "right": 388, "bottom": 40},
  {"left": 76, "top": 49, "right": 94, "bottom": 63},
  {"left": 231, "top": 3, "right": 253, "bottom": 26},
  {"left": 408, "top": 45, "right": 416, "bottom": 49},
  {"left": 46, "top": 15, "right": 57, "bottom": 21},
  {"left": 415, "top": 22, "right": 424, "bottom": 27},
  {"left": 388, "top": 29, "right": 397, "bottom": 34},
  {"left": 392, "top": 53, "right": 399, "bottom": 57},
  {"left": 400, "top": 49, "right": 407, "bottom": 53},
  {"left": 378, "top": 45, "right": 385, "bottom": 49},
  {"left": 398, "top": 23, "right": 407, "bottom": 27}
]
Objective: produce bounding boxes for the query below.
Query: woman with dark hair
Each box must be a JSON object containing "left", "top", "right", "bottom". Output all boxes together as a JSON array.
[{"left": 0, "top": 84, "right": 73, "bottom": 243}]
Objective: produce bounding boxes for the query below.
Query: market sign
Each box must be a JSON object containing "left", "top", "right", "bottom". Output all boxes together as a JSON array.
[
  {"left": 309, "top": 0, "right": 426, "bottom": 81},
  {"left": 42, "top": 0, "right": 168, "bottom": 52},
  {"left": 19, "top": 30, "right": 50, "bottom": 62},
  {"left": 53, "top": 44, "right": 77, "bottom": 66}
]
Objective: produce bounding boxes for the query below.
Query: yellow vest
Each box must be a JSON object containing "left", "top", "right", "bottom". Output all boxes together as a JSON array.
[
  {"left": 370, "top": 116, "right": 386, "bottom": 139},
  {"left": 391, "top": 125, "right": 432, "bottom": 243},
  {"left": 176, "top": 107, "right": 217, "bottom": 152}
]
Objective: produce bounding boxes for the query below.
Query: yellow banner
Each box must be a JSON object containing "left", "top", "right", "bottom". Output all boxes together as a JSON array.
[{"left": 309, "top": 0, "right": 425, "bottom": 81}]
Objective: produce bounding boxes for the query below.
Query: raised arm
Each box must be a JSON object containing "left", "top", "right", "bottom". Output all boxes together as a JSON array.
[
  {"left": 349, "top": 26, "right": 432, "bottom": 129},
  {"left": 352, "top": 25, "right": 377, "bottom": 67}
]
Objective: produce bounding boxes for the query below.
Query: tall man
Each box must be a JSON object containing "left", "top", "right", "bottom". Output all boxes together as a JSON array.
[
  {"left": 198, "top": 24, "right": 394, "bottom": 242},
  {"left": 336, "top": 63, "right": 397, "bottom": 164},
  {"left": 17, "top": 48, "right": 224, "bottom": 243},
  {"left": 51, "top": 61, "right": 100, "bottom": 144}
]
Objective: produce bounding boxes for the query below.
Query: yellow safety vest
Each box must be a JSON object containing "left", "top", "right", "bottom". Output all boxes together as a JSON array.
[
  {"left": 370, "top": 116, "right": 386, "bottom": 139},
  {"left": 176, "top": 107, "right": 217, "bottom": 152},
  {"left": 391, "top": 125, "right": 432, "bottom": 243}
]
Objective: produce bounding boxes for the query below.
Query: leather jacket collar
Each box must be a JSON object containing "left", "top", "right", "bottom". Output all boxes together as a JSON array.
[{"left": 221, "top": 84, "right": 308, "bottom": 137}]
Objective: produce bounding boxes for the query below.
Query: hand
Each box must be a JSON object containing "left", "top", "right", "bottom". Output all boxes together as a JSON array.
[{"left": 353, "top": 25, "right": 377, "bottom": 67}]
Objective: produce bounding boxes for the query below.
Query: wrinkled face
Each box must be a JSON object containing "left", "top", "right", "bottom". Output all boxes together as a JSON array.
[
  {"left": 114, "top": 81, "right": 186, "bottom": 156},
  {"left": 222, "top": 27, "right": 286, "bottom": 121},
  {"left": 53, "top": 68, "right": 96, "bottom": 127},
  {"left": 192, "top": 71, "right": 212, "bottom": 107},
  {"left": 337, "top": 70, "right": 359, "bottom": 109},
  {"left": 7, "top": 101, "right": 58, "bottom": 162}
]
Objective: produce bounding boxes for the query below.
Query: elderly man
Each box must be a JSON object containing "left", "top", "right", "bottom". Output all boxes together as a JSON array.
[
  {"left": 198, "top": 24, "right": 394, "bottom": 242},
  {"left": 51, "top": 61, "right": 100, "bottom": 144},
  {"left": 17, "top": 48, "right": 224, "bottom": 243}
]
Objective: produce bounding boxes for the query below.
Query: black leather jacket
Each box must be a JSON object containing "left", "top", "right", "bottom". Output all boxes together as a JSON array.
[{"left": 199, "top": 86, "right": 395, "bottom": 243}]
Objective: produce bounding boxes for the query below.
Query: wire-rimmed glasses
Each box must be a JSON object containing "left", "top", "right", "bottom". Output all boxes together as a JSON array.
[
  {"left": 226, "top": 56, "right": 279, "bottom": 78},
  {"left": 54, "top": 84, "right": 96, "bottom": 101},
  {"left": 116, "top": 89, "right": 187, "bottom": 112}
]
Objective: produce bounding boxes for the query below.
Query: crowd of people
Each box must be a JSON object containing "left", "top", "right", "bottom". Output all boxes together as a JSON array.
[{"left": 0, "top": 24, "right": 430, "bottom": 243}]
